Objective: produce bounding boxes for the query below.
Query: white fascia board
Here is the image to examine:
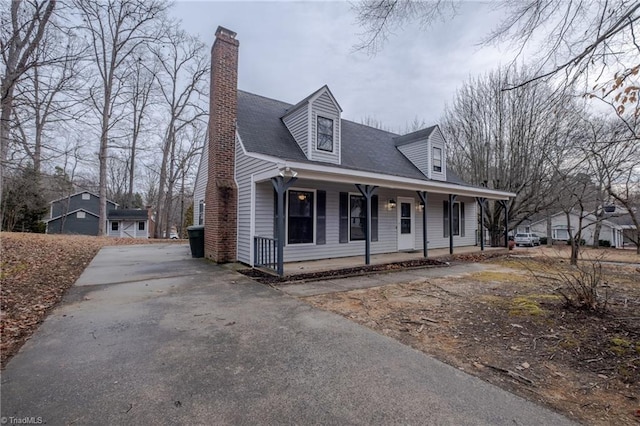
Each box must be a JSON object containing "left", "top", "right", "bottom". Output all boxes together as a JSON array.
[{"left": 245, "top": 153, "right": 514, "bottom": 200}]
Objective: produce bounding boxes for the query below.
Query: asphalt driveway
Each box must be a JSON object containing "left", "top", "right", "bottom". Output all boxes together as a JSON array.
[{"left": 1, "top": 244, "right": 574, "bottom": 425}]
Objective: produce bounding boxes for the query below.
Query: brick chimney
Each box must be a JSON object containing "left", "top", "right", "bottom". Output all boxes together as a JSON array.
[{"left": 204, "top": 26, "right": 239, "bottom": 262}]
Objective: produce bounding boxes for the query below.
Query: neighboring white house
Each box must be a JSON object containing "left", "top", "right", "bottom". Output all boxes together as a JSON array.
[
  {"left": 107, "top": 209, "right": 150, "bottom": 239},
  {"left": 530, "top": 211, "right": 624, "bottom": 247},
  {"left": 198, "top": 26, "right": 515, "bottom": 273}
]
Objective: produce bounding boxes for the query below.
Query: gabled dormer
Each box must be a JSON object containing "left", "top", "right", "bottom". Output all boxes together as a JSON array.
[
  {"left": 394, "top": 125, "right": 447, "bottom": 181},
  {"left": 282, "top": 85, "right": 342, "bottom": 165}
]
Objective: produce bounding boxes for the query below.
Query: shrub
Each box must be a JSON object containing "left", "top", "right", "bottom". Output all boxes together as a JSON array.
[
  {"left": 553, "top": 259, "right": 609, "bottom": 313},
  {"left": 566, "top": 238, "right": 586, "bottom": 246},
  {"left": 540, "top": 237, "right": 548, "bottom": 245},
  {"left": 598, "top": 239, "right": 611, "bottom": 247}
]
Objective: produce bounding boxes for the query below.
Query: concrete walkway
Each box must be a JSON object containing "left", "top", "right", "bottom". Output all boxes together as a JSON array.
[{"left": 1, "top": 244, "right": 575, "bottom": 425}]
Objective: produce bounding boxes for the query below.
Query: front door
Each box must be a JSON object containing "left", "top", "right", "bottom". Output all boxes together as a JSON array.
[{"left": 397, "top": 197, "right": 414, "bottom": 251}]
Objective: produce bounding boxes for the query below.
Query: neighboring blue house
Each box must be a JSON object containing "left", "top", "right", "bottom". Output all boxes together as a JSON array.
[
  {"left": 45, "top": 191, "right": 117, "bottom": 236},
  {"left": 197, "top": 26, "right": 515, "bottom": 275}
]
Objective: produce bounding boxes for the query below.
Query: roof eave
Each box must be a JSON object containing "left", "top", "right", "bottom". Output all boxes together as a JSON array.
[{"left": 252, "top": 159, "right": 514, "bottom": 200}]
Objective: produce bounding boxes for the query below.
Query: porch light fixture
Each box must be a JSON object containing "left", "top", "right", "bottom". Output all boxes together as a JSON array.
[
  {"left": 279, "top": 166, "right": 298, "bottom": 178},
  {"left": 388, "top": 199, "right": 397, "bottom": 209},
  {"left": 417, "top": 201, "right": 425, "bottom": 211}
]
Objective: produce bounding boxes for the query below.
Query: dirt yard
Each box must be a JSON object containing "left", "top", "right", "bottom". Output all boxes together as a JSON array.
[
  {"left": 0, "top": 232, "right": 184, "bottom": 368},
  {"left": 304, "top": 248, "right": 640, "bottom": 425}
]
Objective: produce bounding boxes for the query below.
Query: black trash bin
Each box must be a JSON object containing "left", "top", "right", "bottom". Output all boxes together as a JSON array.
[{"left": 187, "top": 225, "right": 205, "bottom": 258}]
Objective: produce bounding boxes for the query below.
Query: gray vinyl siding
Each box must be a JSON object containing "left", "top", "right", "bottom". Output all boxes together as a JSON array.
[
  {"left": 46, "top": 214, "right": 99, "bottom": 236},
  {"left": 235, "top": 136, "right": 277, "bottom": 264},
  {"left": 252, "top": 179, "right": 478, "bottom": 263},
  {"left": 397, "top": 141, "right": 429, "bottom": 178},
  {"left": 50, "top": 192, "right": 116, "bottom": 218},
  {"left": 429, "top": 128, "right": 447, "bottom": 181},
  {"left": 108, "top": 222, "right": 120, "bottom": 237},
  {"left": 422, "top": 194, "right": 477, "bottom": 249},
  {"left": 310, "top": 92, "right": 341, "bottom": 164},
  {"left": 193, "top": 138, "right": 208, "bottom": 225},
  {"left": 282, "top": 106, "right": 309, "bottom": 155},
  {"left": 107, "top": 220, "right": 149, "bottom": 238}
]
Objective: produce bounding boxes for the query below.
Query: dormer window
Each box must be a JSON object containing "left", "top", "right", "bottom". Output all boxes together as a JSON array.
[
  {"left": 317, "top": 116, "right": 333, "bottom": 152},
  {"left": 433, "top": 147, "right": 442, "bottom": 172}
]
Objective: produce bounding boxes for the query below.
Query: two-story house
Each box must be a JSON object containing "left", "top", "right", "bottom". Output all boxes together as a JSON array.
[
  {"left": 46, "top": 191, "right": 151, "bottom": 238},
  {"left": 46, "top": 191, "right": 117, "bottom": 236},
  {"left": 197, "top": 26, "right": 515, "bottom": 275}
]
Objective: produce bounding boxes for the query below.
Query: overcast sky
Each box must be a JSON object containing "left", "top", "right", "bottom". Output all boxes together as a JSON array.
[{"left": 171, "top": 1, "right": 522, "bottom": 132}]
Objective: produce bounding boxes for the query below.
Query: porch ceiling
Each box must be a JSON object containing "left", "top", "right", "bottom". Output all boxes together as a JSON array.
[{"left": 253, "top": 161, "right": 515, "bottom": 201}]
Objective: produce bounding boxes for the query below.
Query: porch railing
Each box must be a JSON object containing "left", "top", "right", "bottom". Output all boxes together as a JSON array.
[{"left": 254, "top": 236, "right": 278, "bottom": 271}]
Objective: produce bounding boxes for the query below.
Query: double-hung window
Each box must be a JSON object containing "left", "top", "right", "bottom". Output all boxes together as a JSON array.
[
  {"left": 198, "top": 199, "right": 204, "bottom": 225},
  {"left": 433, "top": 147, "right": 442, "bottom": 172},
  {"left": 443, "top": 200, "right": 465, "bottom": 237},
  {"left": 287, "top": 190, "right": 314, "bottom": 244},
  {"left": 316, "top": 116, "right": 333, "bottom": 152},
  {"left": 350, "top": 195, "right": 366, "bottom": 241}
]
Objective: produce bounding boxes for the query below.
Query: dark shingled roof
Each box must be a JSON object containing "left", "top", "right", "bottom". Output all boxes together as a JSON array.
[
  {"left": 107, "top": 209, "right": 148, "bottom": 220},
  {"left": 393, "top": 126, "right": 436, "bottom": 147},
  {"left": 237, "top": 90, "right": 468, "bottom": 185}
]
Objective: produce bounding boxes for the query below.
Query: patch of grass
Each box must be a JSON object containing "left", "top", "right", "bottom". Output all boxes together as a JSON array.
[
  {"left": 470, "top": 270, "right": 522, "bottom": 283},
  {"left": 0, "top": 261, "right": 28, "bottom": 280},
  {"left": 528, "top": 294, "right": 563, "bottom": 301},
  {"left": 610, "top": 337, "right": 631, "bottom": 347},
  {"left": 509, "top": 297, "right": 544, "bottom": 316}
]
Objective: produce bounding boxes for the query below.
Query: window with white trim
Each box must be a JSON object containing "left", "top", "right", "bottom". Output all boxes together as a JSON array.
[
  {"left": 82, "top": 193, "right": 90, "bottom": 200},
  {"left": 443, "top": 200, "right": 465, "bottom": 237},
  {"left": 287, "top": 190, "right": 314, "bottom": 244},
  {"left": 433, "top": 147, "right": 442, "bottom": 172},
  {"left": 198, "top": 199, "right": 204, "bottom": 225},
  {"left": 77, "top": 211, "right": 86, "bottom": 219},
  {"left": 138, "top": 221, "right": 145, "bottom": 231},
  {"left": 552, "top": 226, "right": 571, "bottom": 240},
  {"left": 350, "top": 195, "right": 366, "bottom": 241},
  {"left": 111, "top": 221, "right": 119, "bottom": 231},
  {"left": 316, "top": 116, "right": 333, "bottom": 152}
]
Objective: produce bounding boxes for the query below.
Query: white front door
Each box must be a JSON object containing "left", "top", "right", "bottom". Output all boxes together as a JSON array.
[{"left": 397, "top": 197, "right": 415, "bottom": 251}]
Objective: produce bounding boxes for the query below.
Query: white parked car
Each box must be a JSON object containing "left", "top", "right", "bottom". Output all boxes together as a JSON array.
[{"left": 514, "top": 233, "right": 540, "bottom": 247}]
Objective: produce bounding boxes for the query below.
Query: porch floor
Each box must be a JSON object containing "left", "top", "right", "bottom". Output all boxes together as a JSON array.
[{"left": 283, "top": 245, "right": 505, "bottom": 275}]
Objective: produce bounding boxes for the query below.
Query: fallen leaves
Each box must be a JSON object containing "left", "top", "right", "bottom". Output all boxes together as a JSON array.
[{"left": 0, "top": 232, "right": 178, "bottom": 368}]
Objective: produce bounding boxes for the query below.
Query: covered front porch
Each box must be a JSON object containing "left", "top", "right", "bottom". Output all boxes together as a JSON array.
[{"left": 246, "top": 162, "right": 515, "bottom": 276}]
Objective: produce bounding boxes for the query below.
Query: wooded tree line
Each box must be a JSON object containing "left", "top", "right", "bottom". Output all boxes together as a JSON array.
[
  {"left": 354, "top": 0, "right": 640, "bottom": 260},
  {"left": 1, "top": 0, "right": 208, "bottom": 237}
]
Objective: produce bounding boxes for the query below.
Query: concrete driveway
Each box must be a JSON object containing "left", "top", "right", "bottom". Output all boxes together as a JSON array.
[{"left": 1, "top": 244, "right": 574, "bottom": 425}]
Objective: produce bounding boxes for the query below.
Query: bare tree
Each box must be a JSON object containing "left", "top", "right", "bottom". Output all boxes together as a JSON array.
[
  {"left": 585, "top": 121, "right": 640, "bottom": 254},
  {"left": 442, "top": 67, "right": 579, "bottom": 244},
  {"left": 72, "top": 0, "right": 168, "bottom": 235},
  {"left": 149, "top": 25, "right": 208, "bottom": 238},
  {"left": 1, "top": 0, "right": 56, "bottom": 207},
  {"left": 10, "top": 19, "right": 85, "bottom": 174},
  {"left": 353, "top": 1, "right": 640, "bottom": 123},
  {"left": 121, "top": 48, "right": 158, "bottom": 208}
]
